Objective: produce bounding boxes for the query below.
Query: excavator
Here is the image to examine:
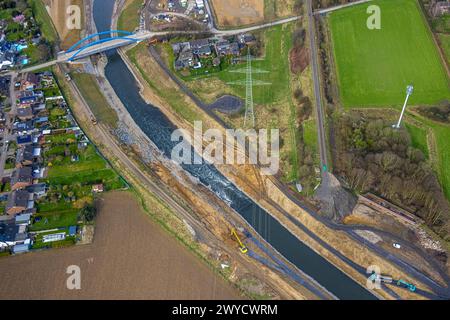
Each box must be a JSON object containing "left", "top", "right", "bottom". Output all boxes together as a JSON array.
[
  {"left": 368, "top": 272, "right": 416, "bottom": 292},
  {"left": 231, "top": 228, "right": 248, "bottom": 254},
  {"left": 397, "top": 279, "right": 416, "bottom": 292}
]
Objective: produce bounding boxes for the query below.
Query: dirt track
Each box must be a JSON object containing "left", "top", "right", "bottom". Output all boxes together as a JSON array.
[{"left": 0, "top": 191, "right": 239, "bottom": 300}]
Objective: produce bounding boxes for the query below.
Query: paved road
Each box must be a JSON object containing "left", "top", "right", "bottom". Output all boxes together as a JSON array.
[{"left": 307, "top": 0, "right": 328, "bottom": 171}]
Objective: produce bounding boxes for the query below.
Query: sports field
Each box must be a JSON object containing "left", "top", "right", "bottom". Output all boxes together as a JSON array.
[{"left": 329, "top": 0, "right": 450, "bottom": 108}]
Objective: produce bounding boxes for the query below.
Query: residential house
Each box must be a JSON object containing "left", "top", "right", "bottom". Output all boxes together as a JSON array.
[
  {"left": 15, "top": 212, "right": 32, "bottom": 225},
  {"left": 17, "top": 105, "right": 34, "bottom": 121},
  {"left": 25, "top": 183, "right": 47, "bottom": 199},
  {"left": 0, "top": 218, "right": 30, "bottom": 250},
  {"left": 238, "top": 33, "right": 256, "bottom": 45},
  {"left": 31, "top": 103, "right": 46, "bottom": 115},
  {"left": 431, "top": 1, "right": 450, "bottom": 16},
  {"left": 17, "top": 134, "right": 33, "bottom": 145},
  {"left": 39, "top": 71, "right": 54, "bottom": 87},
  {"left": 195, "top": 0, "right": 204, "bottom": 9},
  {"left": 190, "top": 38, "right": 212, "bottom": 57},
  {"left": 21, "top": 73, "right": 39, "bottom": 91},
  {"left": 92, "top": 184, "right": 104, "bottom": 193},
  {"left": 172, "top": 42, "right": 194, "bottom": 70},
  {"left": 18, "top": 90, "right": 43, "bottom": 106},
  {"left": 14, "top": 120, "right": 36, "bottom": 136},
  {"left": 175, "top": 50, "right": 194, "bottom": 70},
  {"left": 6, "top": 189, "right": 34, "bottom": 215},
  {"left": 10, "top": 167, "right": 33, "bottom": 190},
  {"left": 0, "top": 51, "right": 14, "bottom": 69},
  {"left": 16, "top": 144, "right": 41, "bottom": 168},
  {"left": 215, "top": 40, "right": 240, "bottom": 56}
]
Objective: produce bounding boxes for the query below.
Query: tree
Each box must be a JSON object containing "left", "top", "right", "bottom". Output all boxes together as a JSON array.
[{"left": 80, "top": 203, "right": 97, "bottom": 222}]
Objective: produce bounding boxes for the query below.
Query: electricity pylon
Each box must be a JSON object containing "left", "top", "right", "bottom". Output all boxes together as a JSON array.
[
  {"left": 393, "top": 85, "right": 414, "bottom": 129},
  {"left": 227, "top": 47, "right": 270, "bottom": 128}
]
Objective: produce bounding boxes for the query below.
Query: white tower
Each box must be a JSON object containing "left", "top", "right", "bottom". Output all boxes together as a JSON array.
[{"left": 394, "top": 85, "right": 414, "bottom": 129}]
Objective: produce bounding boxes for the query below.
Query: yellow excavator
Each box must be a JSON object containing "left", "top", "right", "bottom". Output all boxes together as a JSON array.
[{"left": 231, "top": 228, "right": 248, "bottom": 254}]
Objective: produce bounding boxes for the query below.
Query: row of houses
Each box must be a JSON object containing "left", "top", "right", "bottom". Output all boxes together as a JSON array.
[
  {"left": 0, "top": 72, "right": 75, "bottom": 254},
  {"left": 172, "top": 33, "right": 256, "bottom": 70},
  {"left": 429, "top": 0, "right": 450, "bottom": 17},
  {"left": 0, "top": 73, "right": 50, "bottom": 253}
]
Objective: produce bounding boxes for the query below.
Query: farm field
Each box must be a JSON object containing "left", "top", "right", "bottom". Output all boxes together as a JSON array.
[
  {"left": 210, "top": 0, "right": 264, "bottom": 27},
  {"left": 0, "top": 192, "right": 239, "bottom": 300},
  {"left": 329, "top": 0, "right": 450, "bottom": 201},
  {"left": 329, "top": 0, "right": 450, "bottom": 108}
]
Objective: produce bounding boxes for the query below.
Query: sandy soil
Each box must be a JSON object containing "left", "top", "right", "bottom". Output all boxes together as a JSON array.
[
  {"left": 43, "top": 0, "right": 85, "bottom": 49},
  {"left": 210, "top": 0, "right": 264, "bottom": 27},
  {"left": 0, "top": 191, "right": 239, "bottom": 300}
]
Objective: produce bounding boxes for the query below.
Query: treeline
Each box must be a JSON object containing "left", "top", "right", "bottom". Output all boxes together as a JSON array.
[
  {"left": 333, "top": 112, "right": 450, "bottom": 239},
  {"left": 416, "top": 100, "right": 450, "bottom": 123},
  {"left": 316, "top": 18, "right": 335, "bottom": 106}
]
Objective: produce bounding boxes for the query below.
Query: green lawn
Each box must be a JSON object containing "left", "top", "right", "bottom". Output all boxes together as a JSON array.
[
  {"left": 47, "top": 144, "right": 123, "bottom": 189},
  {"left": 30, "top": 210, "right": 79, "bottom": 231},
  {"left": 329, "top": 0, "right": 450, "bottom": 108},
  {"left": 118, "top": 0, "right": 142, "bottom": 32}
]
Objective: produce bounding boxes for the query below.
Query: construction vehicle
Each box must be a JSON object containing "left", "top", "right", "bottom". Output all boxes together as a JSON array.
[
  {"left": 397, "top": 279, "right": 416, "bottom": 292},
  {"left": 368, "top": 272, "right": 393, "bottom": 284},
  {"left": 148, "top": 38, "right": 158, "bottom": 46},
  {"left": 231, "top": 228, "right": 248, "bottom": 254}
]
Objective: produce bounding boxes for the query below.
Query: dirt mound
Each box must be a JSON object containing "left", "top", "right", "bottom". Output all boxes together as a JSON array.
[
  {"left": 290, "top": 46, "right": 309, "bottom": 75},
  {"left": 314, "top": 173, "right": 357, "bottom": 222}
]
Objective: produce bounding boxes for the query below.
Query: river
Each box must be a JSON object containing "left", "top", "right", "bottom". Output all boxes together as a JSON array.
[{"left": 94, "top": 0, "right": 376, "bottom": 300}]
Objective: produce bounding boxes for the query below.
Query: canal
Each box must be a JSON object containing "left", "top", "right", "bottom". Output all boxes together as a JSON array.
[{"left": 94, "top": 0, "right": 376, "bottom": 300}]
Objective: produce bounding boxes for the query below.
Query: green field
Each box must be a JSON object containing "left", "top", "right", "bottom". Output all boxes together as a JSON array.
[
  {"left": 329, "top": 0, "right": 450, "bottom": 107},
  {"left": 30, "top": 0, "right": 58, "bottom": 43},
  {"left": 71, "top": 73, "right": 119, "bottom": 127}
]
